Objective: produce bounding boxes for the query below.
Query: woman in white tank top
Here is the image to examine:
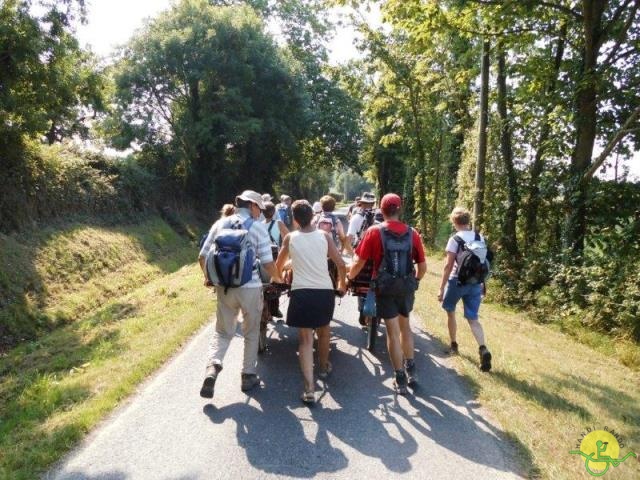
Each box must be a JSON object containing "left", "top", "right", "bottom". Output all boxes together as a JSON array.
[{"left": 276, "top": 200, "right": 347, "bottom": 404}]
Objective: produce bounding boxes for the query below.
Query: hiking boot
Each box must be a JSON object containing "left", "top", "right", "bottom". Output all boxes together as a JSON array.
[
  {"left": 479, "top": 346, "right": 492, "bottom": 372},
  {"left": 241, "top": 373, "right": 261, "bottom": 392},
  {"left": 199, "top": 364, "right": 222, "bottom": 399},
  {"left": 446, "top": 341, "right": 459, "bottom": 355},
  {"left": 393, "top": 370, "right": 409, "bottom": 395},
  {"left": 405, "top": 359, "right": 417, "bottom": 386}
]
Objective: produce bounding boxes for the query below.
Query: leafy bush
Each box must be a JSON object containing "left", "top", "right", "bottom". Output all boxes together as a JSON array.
[
  {"left": 0, "top": 142, "right": 158, "bottom": 232},
  {"left": 497, "top": 216, "right": 640, "bottom": 342}
]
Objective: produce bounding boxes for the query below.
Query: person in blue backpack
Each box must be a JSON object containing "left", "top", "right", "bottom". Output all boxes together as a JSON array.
[
  {"left": 276, "top": 194, "right": 294, "bottom": 230},
  {"left": 437, "top": 207, "right": 492, "bottom": 372},
  {"left": 198, "top": 190, "right": 283, "bottom": 399}
]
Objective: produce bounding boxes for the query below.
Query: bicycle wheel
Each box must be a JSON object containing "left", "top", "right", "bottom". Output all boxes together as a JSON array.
[{"left": 367, "top": 316, "right": 378, "bottom": 352}]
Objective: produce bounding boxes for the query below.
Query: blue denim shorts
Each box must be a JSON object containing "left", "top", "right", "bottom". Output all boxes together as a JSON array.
[{"left": 441, "top": 278, "right": 482, "bottom": 320}]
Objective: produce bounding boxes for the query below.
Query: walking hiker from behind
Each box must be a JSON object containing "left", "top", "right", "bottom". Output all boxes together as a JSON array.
[
  {"left": 348, "top": 193, "right": 427, "bottom": 395},
  {"left": 437, "top": 207, "right": 492, "bottom": 372},
  {"left": 263, "top": 201, "right": 289, "bottom": 319},
  {"left": 316, "top": 194, "right": 353, "bottom": 257},
  {"left": 347, "top": 192, "right": 376, "bottom": 248},
  {"left": 198, "top": 190, "right": 283, "bottom": 399},
  {"left": 276, "top": 200, "right": 347, "bottom": 404},
  {"left": 276, "top": 194, "right": 294, "bottom": 230}
]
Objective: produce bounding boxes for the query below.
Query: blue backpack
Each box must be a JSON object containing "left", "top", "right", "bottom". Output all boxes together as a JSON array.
[
  {"left": 276, "top": 204, "right": 292, "bottom": 229},
  {"left": 205, "top": 217, "right": 256, "bottom": 292}
]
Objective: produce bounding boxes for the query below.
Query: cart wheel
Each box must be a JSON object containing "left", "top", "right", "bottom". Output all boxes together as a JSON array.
[
  {"left": 258, "top": 323, "right": 268, "bottom": 354},
  {"left": 367, "top": 316, "right": 378, "bottom": 352}
]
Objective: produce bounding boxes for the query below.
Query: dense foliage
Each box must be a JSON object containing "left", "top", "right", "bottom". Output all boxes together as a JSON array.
[
  {"left": 1, "top": 0, "right": 638, "bottom": 340},
  {"left": 339, "top": 0, "right": 640, "bottom": 340}
]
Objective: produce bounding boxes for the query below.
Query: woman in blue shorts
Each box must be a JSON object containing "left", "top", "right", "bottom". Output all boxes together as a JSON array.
[{"left": 437, "top": 207, "right": 492, "bottom": 372}]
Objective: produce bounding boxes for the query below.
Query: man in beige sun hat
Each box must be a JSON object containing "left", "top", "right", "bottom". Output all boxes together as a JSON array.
[{"left": 198, "top": 190, "right": 283, "bottom": 398}]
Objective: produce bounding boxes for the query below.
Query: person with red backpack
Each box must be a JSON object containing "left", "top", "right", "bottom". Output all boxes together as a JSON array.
[{"left": 347, "top": 193, "right": 427, "bottom": 394}]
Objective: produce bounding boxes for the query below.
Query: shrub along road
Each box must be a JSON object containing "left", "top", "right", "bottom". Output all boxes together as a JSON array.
[{"left": 48, "top": 293, "right": 524, "bottom": 479}]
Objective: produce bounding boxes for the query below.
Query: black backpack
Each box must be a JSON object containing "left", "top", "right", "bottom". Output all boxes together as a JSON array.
[
  {"left": 376, "top": 224, "right": 417, "bottom": 296},
  {"left": 354, "top": 208, "right": 376, "bottom": 248},
  {"left": 454, "top": 233, "right": 492, "bottom": 285}
]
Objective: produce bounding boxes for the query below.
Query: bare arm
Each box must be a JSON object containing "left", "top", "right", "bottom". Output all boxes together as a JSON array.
[
  {"left": 416, "top": 261, "right": 427, "bottom": 280},
  {"left": 199, "top": 256, "right": 211, "bottom": 286},
  {"left": 437, "top": 252, "right": 456, "bottom": 301},
  {"left": 275, "top": 234, "right": 291, "bottom": 277},
  {"left": 348, "top": 255, "right": 367, "bottom": 281},
  {"left": 277, "top": 220, "right": 289, "bottom": 241},
  {"left": 325, "top": 232, "right": 347, "bottom": 292}
]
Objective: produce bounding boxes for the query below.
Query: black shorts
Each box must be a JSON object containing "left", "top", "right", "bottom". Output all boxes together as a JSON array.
[
  {"left": 287, "top": 289, "right": 335, "bottom": 328},
  {"left": 376, "top": 291, "right": 415, "bottom": 319}
]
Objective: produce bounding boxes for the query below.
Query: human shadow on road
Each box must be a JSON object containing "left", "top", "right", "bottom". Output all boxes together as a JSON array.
[{"left": 203, "top": 312, "right": 530, "bottom": 478}]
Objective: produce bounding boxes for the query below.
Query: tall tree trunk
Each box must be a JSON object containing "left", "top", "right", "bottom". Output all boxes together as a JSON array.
[
  {"left": 496, "top": 44, "right": 519, "bottom": 257},
  {"left": 473, "top": 39, "right": 490, "bottom": 231},
  {"left": 431, "top": 122, "right": 444, "bottom": 245},
  {"left": 565, "top": 0, "right": 606, "bottom": 254},
  {"left": 407, "top": 83, "right": 430, "bottom": 243},
  {"left": 524, "top": 22, "right": 566, "bottom": 248}
]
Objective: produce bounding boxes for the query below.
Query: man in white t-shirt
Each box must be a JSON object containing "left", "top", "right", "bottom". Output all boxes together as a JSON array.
[
  {"left": 437, "top": 207, "right": 492, "bottom": 372},
  {"left": 347, "top": 191, "right": 376, "bottom": 248}
]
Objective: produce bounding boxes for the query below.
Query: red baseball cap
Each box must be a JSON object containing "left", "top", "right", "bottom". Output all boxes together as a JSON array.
[{"left": 380, "top": 193, "right": 402, "bottom": 213}]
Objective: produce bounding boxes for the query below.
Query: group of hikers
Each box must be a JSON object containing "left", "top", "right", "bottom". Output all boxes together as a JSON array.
[{"left": 197, "top": 189, "right": 492, "bottom": 404}]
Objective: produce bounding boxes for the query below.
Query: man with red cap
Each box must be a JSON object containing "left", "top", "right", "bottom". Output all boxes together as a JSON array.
[{"left": 347, "top": 193, "right": 427, "bottom": 394}]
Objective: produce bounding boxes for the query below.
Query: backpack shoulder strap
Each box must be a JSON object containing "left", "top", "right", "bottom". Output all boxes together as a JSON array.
[
  {"left": 267, "top": 220, "right": 276, "bottom": 243},
  {"left": 453, "top": 234, "right": 466, "bottom": 251},
  {"left": 474, "top": 232, "right": 481, "bottom": 241},
  {"left": 242, "top": 217, "right": 254, "bottom": 231}
]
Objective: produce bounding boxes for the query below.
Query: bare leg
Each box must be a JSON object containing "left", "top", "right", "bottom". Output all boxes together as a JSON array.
[
  {"left": 468, "top": 319, "right": 486, "bottom": 347},
  {"left": 316, "top": 325, "right": 331, "bottom": 370},
  {"left": 398, "top": 314, "right": 414, "bottom": 360},
  {"left": 384, "top": 317, "right": 403, "bottom": 370},
  {"left": 298, "top": 328, "right": 315, "bottom": 392},
  {"left": 447, "top": 311, "right": 457, "bottom": 344}
]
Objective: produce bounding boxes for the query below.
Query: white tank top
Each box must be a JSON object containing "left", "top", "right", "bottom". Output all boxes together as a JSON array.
[{"left": 289, "top": 230, "right": 333, "bottom": 290}]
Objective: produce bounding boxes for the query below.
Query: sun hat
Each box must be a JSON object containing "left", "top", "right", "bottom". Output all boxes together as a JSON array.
[
  {"left": 312, "top": 201, "right": 322, "bottom": 214},
  {"left": 236, "top": 190, "right": 265, "bottom": 210},
  {"left": 262, "top": 193, "right": 273, "bottom": 202},
  {"left": 361, "top": 192, "right": 376, "bottom": 204}
]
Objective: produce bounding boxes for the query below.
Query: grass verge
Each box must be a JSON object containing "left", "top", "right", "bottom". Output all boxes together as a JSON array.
[
  {"left": 0, "top": 260, "right": 211, "bottom": 479},
  {"left": 415, "top": 256, "right": 640, "bottom": 480}
]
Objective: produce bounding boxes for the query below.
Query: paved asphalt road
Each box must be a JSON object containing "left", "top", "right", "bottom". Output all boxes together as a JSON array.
[{"left": 48, "top": 293, "right": 525, "bottom": 480}]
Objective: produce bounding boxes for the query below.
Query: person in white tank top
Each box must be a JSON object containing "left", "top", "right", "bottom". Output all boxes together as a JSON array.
[{"left": 276, "top": 200, "right": 347, "bottom": 404}]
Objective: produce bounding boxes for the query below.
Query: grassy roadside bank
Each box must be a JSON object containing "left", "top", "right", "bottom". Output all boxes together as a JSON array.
[
  {"left": 0, "top": 218, "right": 213, "bottom": 479},
  {"left": 414, "top": 255, "right": 640, "bottom": 479}
]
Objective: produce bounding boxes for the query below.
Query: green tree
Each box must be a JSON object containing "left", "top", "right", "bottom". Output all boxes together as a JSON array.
[{"left": 111, "top": 0, "right": 309, "bottom": 209}]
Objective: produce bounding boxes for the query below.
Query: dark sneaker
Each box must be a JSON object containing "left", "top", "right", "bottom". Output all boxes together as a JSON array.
[
  {"left": 446, "top": 341, "right": 459, "bottom": 355},
  {"left": 199, "top": 364, "right": 222, "bottom": 398},
  {"left": 393, "top": 370, "right": 409, "bottom": 395},
  {"left": 479, "top": 346, "right": 492, "bottom": 372},
  {"left": 241, "top": 373, "right": 261, "bottom": 392},
  {"left": 405, "top": 359, "right": 417, "bottom": 386}
]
